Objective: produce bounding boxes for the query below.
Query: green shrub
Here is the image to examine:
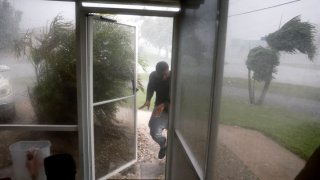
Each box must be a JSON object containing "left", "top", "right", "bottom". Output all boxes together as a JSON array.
[{"left": 17, "top": 16, "right": 135, "bottom": 125}]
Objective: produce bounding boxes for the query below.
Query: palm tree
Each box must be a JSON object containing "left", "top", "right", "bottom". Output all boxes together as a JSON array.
[
  {"left": 246, "top": 46, "right": 279, "bottom": 104},
  {"left": 246, "top": 16, "right": 316, "bottom": 105}
]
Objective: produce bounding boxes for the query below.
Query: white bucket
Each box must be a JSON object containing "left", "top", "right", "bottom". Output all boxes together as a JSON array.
[{"left": 9, "top": 141, "right": 51, "bottom": 180}]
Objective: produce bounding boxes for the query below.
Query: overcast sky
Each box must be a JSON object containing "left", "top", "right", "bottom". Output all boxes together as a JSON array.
[
  {"left": 227, "top": 0, "right": 320, "bottom": 40},
  {"left": 11, "top": 0, "right": 320, "bottom": 41},
  {"left": 12, "top": 0, "right": 75, "bottom": 29}
]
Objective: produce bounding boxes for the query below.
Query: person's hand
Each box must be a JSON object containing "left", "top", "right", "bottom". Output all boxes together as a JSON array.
[
  {"left": 26, "top": 148, "right": 42, "bottom": 180},
  {"left": 153, "top": 104, "right": 165, "bottom": 117},
  {"left": 139, "top": 100, "right": 150, "bottom": 110}
]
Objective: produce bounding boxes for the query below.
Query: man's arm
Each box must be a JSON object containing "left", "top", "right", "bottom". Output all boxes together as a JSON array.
[
  {"left": 139, "top": 72, "right": 156, "bottom": 109},
  {"left": 146, "top": 72, "right": 156, "bottom": 102}
]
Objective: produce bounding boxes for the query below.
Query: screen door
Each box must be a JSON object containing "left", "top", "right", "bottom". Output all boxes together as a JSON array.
[{"left": 88, "top": 14, "right": 137, "bottom": 180}]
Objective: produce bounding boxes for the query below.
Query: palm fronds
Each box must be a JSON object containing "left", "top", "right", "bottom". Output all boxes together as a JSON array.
[
  {"left": 246, "top": 46, "right": 279, "bottom": 82},
  {"left": 265, "top": 16, "right": 316, "bottom": 60}
]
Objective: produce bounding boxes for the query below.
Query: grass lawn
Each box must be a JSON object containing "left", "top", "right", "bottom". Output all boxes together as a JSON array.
[
  {"left": 137, "top": 73, "right": 320, "bottom": 159},
  {"left": 220, "top": 96, "right": 320, "bottom": 160},
  {"left": 223, "top": 77, "right": 320, "bottom": 101}
]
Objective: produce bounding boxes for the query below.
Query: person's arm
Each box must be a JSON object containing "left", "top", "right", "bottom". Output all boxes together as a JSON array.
[
  {"left": 139, "top": 72, "right": 156, "bottom": 109},
  {"left": 146, "top": 72, "right": 156, "bottom": 102}
]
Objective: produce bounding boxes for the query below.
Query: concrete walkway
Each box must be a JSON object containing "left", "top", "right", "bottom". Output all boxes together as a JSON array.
[
  {"left": 113, "top": 111, "right": 305, "bottom": 179},
  {"left": 111, "top": 110, "right": 166, "bottom": 179},
  {"left": 218, "top": 125, "right": 305, "bottom": 180}
]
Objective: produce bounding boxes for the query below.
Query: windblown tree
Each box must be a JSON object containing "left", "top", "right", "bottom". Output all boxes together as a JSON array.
[
  {"left": 15, "top": 16, "right": 140, "bottom": 126},
  {"left": 265, "top": 16, "right": 316, "bottom": 60},
  {"left": 15, "top": 16, "right": 77, "bottom": 124},
  {"left": 0, "top": 0, "right": 22, "bottom": 49},
  {"left": 246, "top": 46, "right": 279, "bottom": 104},
  {"left": 246, "top": 16, "right": 317, "bottom": 105}
]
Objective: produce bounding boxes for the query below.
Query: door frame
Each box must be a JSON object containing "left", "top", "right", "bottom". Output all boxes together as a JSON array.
[
  {"left": 165, "top": 0, "right": 229, "bottom": 179},
  {"left": 0, "top": 0, "right": 228, "bottom": 179},
  {"left": 205, "top": 0, "right": 229, "bottom": 179},
  {"left": 76, "top": 2, "right": 179, "bottom": 179},
  {"left": 88, "top": 14, "right": 138, "bottom": 180}
]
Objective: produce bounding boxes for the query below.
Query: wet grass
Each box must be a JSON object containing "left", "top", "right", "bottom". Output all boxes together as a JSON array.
[
  {"left": 223, "top": 77, "right": 320, "bottom": 101},
  {"left": 137, "top": 73, "right": 320, "bottom": 159},
  {"left": 220, "top": 96, "right": 320, "bottom": 160}
]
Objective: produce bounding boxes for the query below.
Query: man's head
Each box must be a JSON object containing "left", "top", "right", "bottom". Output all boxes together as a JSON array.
[{"left": 156, "top": 61, "right": 169, "bottom": 80}]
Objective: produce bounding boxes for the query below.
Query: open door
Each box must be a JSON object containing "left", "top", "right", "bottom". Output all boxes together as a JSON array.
[{"left": 88, "top": 14, "right": 137, "bottom": 179}]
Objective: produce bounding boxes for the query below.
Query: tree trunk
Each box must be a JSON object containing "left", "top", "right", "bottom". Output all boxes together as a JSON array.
[
  {"left": 248, "top": 70, "right": 254, "bottom": 104},
  {"left": 257, "top": 77, "right": 272, "bottom": 105},
  {"left": 253, "top": 79, "right": 256, "bottom": 104},
  {"left": 32, "top": 63, "right": 40, "bottom": 84}
]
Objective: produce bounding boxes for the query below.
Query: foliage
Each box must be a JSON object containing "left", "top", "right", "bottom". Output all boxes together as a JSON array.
[
  {"left": 138, "top": 57, "right": 148, "bottom": 73},
  {"left": 92, "top": 20, "right": 135, "bottom": 103},
  {"left": 16, "top": 16, "right": 137, "bottom": 125},
  {"left": 16, "top": 16, "right": 76, "bottom": 124},
  {"left": 137, "top": 57, "right": 148, "bottom": 93},
  {"left": 246, "top": 16, "right": 317, "bottom": 105},
  {"left": 265, "top": 16, "right": 316, "bottom": 60},
  {"left": 220, "top": 96, "right": 320, "bottom": 160},
  {"left": 0, "top": 0, "right": 22, "bottom": 49},
  {"left": 246, "top": 46, "right": 279, "bottom": 82}
]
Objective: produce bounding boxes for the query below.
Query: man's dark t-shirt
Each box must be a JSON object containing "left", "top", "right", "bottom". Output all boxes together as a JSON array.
[{"left": 146, "top": 71, "right": 170, "bottom": 107}]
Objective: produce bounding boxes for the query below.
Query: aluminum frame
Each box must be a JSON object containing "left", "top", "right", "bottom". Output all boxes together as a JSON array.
[
  {"left": 79, "top": 3, "right": 179, "bottom": 17},
  {"left": 0, "top": 124, "right": 78, "bottom": 131},
  {"left": 77, "top": 3, "right": 93, "bottom": 179},
  {"left": 167, "top": 10, "right": 207, "bottom": 180},
  {"left": 166, "top": 0, "right": 229, "bottom": 179},
  {"left": 165, "top": 11, "right": 210, "bottom": 179},
  {"left": 165, "top": 15, "right": 179, "bottom": 180},
  {"left": 205, "top": 0, "right": 229, "bottom": 179},
  {"left": 93, "top": 95, "right": 135, "bottom": 106},
  {"left": 94, "top": 20, "right": 139, "bottom": 180},
  {"left": 79, "top": 1, "right": 228, "bottom": 179},
  {"left": 86, "top": 14, "right": 138, "bottom": 180},
  {"left": 77, "top": 2, "right": 178, "bottom": 180},
  {"left": 175, "top": 130, "right": 204, "bottom": 178}
]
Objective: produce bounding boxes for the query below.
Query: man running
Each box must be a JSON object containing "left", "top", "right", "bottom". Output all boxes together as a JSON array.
[{"left": 139, "top": 61, "right": 170, "bottom": 159}]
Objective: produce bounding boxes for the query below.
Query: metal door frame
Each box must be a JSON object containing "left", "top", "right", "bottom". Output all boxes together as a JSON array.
[
  {"left": 165, "top": 0, "right": 229, "bottom": 179},
  {"left": 88, "top": 14, "right": 138, "bottom": 180},
  {"left": 77, "top": 2, "right": 179, "bottom": 179}
]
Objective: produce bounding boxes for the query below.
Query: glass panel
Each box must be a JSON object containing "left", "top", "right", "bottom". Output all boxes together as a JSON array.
[
  {"left": 0, "top": 130, "right": 79, "bottom": 179},
  {"left": 93, "top": 19, "right": 135, "bottom": 103},
  {"left": 0, "top": 0, "right": 76, "bottom": 124},
  {"left": 171, "top": 137, "right": 199, "bottom": 180},
  {"left": 174, "top": 0, "right": 218, "bottom": 173},
  {"left": 94, "top": 97, "right": 135, "bottom": 179},
  {"left": 216, "top": 0, "right": 320, "bottom": 179}
]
